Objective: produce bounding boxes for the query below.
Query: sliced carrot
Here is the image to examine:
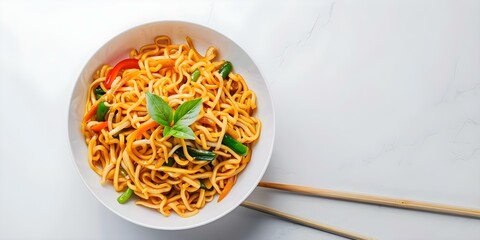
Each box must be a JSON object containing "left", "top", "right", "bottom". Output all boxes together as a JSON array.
[
  {"left": 133, "top": 120, "right": 159, "bottom": 139},
  {"left": 83, "top": 102, "right": 99, "bottom": 122},
  {"left": 91, "top": 121, "right": 108, "bottom": 132},
  {"left": 217, "top": 177, "right": 235, "bottom": 202}
]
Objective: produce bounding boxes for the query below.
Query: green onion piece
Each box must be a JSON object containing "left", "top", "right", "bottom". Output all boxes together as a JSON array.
[
  {"left": 96, "top": 101, "right": 109, "bottom": 121},
  {"left": 175, "top": 147, "right": 216, "bottom": 161},
  {"left": 222, "top": 134, "right": 248, "bottom": 156},
  {"left": 117, "top": 187, "right": 134, "bottom": 204},
  {"left": 219, "top": 61, "right": 232, "bottom": 79},
  {"left": 119, "top": 167, "right": 127, "bottom": 177},
  {"left": 199, "top": 179, "right": 214, "bottom": 191},
  {"left": 95, "top": 86, "right": 106, "bottom": 99},
  {"left": 162, "top": 157, "right": 175, "bottom": 167},
  {"left": 112, "top": 128, "right": 126, "bottom": 139},
  {"left": 191, "top": 68, "right": 200, "bottom": 82}
]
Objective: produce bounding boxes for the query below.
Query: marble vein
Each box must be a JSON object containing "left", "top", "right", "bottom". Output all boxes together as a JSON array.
[
  {"left": 454, "top": 146, "right": 480, "bottom": 161},
  {"left": 325, "top": 1, "right": 336, "bottom": 26},
  {"left": 278, "top": 1, "right": 336, "bottom": 67},
  {"left": 278, "top": 45, "right": 289, "bottom": 67},
  {"left": 303, "top": 10, "right": 322, "bottom": 42},
  {"left": 455, "top": 118, "right": 478, "bottom": 136},
  {"left": 207, "top": 0, "right": 216, "bottom": 24},
  {"left": 299, "top": 0, "right": 335, "bottom": 45},
  {"left": 362, "top": 131, "right": 442, "bottom": 164},
  {"left": 454, "top": 82, "right": 480, "bottom": 99},
  {"left": 437, "top": 60, "right": 458, "bottom": 105}
]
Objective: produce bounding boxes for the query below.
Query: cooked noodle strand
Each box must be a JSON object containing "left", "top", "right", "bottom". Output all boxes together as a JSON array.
[{"left": 82, "top": 36, "right": 261, "bottom": 217}]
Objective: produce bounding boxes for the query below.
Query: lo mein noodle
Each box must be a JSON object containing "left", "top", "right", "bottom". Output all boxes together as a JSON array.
[{"left": 81, "top": 36, "right": 261, "bottom": 217}]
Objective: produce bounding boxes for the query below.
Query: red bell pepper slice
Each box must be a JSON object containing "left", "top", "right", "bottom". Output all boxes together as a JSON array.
[{"left": 104, "top": 59, "right": 139, "bottom": 89}]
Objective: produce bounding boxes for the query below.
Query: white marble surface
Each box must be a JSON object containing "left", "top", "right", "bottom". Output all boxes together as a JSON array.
[{"left": 1, "top": 0, "right": 479, "bottom": 239}]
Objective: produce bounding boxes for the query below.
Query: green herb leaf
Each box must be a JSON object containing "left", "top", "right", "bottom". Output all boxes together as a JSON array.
[
  {"left": 146, "top": 94, "right": 201, "bottom": 140},
  {"left": 173, "top": 98, "right": 202, "bottom": 126},
  {"left": 146, "top": 92, "right": 173, "bottom": 127},
  {"left": 163, "top": 125, "right": 173, "bottom": 137},
  {"left": 167, "top": 124, "right": 196, "bottom": 140}
]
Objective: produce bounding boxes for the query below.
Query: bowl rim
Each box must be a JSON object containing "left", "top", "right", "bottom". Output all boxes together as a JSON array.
[{"left": 67, "top": 20, "right": 276, "bottom": 230}]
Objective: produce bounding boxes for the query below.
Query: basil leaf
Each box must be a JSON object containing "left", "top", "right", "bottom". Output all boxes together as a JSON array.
[
  {"left": 146, "top": 92, "right": 173, "bottom": 127},
  {"left": 167, "top": 124, "right": 195, "bottom": 140},
  {"left": 163, "top": 125, "right": 173, "bottom": 137},
  {"left": 173, "top": 98, "right": 202, "bottom": 126}
]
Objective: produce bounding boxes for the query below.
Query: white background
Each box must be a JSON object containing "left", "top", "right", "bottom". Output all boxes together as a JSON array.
[{"left": 1, "top": 0, "right": 479, "bottom": 239}]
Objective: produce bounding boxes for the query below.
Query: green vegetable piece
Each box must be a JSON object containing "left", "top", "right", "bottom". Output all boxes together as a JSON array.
[
  {"left": 199, "top": 179, "right": 214, "bottom": 191},
  {"left": 175, "top": 147, "right": 216, "bottom": 161},
  {"left": 191, "top": 68, "right": 200, "bottom": 82},
  {"left": 95, "top": 86, "right": 106, "bottom": 99},
  {"left": 119, "top": 167, "right": 127, "bottom": 177},
  {"left": 162, "top": 157, "right": 175, "bottom": 167},
  {"left": 112, "top": 128, "right": 130, "bottom": 139},
  {"left": 117, "top": 187, "right": 134, "bottom": 204},
  {"left": 96, "top": 101, "right": 109, "bottom": 121},
  {"left": 146, "top": 92, "right": 173, "bottom": 127},
  {"left": 219, "top": 61, "right": 232, "bottom": 79},
  {"left": 222, "top": 134, "right": 248, "bottom": 156}
]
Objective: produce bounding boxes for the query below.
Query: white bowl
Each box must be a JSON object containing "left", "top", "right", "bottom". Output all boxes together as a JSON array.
[{"left": 68, "top": 21, "right": 275, "bottom": 230}]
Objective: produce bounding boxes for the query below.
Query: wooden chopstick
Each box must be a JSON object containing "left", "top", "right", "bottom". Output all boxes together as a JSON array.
[
  {"left": 258, "top": 182, "right": 480, "bottom": 219},
  {"left": 241, "top": 201, "right": 375, "bottom": 240}
]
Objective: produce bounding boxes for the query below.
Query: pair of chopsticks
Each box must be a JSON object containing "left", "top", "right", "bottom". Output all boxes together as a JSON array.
[
  {"left": 240, "top": 201, "right": 374, "bottom": 240},
  {"left": 241, "top": 182, "right": 480, "bottom": 240}
]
